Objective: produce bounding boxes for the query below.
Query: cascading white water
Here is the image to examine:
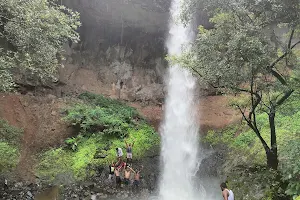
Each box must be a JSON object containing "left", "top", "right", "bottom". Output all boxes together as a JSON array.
[{"left": 159, "top": 0, "right": 200, "bottom": 199}]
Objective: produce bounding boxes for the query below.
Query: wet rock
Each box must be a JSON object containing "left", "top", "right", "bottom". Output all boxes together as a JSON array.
[
  {"left": 82, "top": 181, "right": 95, "bottom": 189},
  {"left": 47, "top": 94, "right": 56, "bottom": 100},
  {"left": 198, "top": 151, "right": 224, "bottom": 177},
  {"left": 93, "top": 186, "right": 102, "bottom": 193},
  {"left": 71, "top": 193, "right": 78, "bottom": 198},
  {"left": 26, "top": 191, "right": 33, "bottom": 198},
  {"left": 84, "top": 191, "right": 90, "bottom": 197},
  {"left": 14, "top": 182, "right": 23, "bottom": 188},
  {"left": 98, "top": 193, "right": 108, "bottom": 199}
]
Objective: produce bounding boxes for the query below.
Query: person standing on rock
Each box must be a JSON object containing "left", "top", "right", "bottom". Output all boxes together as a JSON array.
[
  {"left": 132, "top": 165, "right": 143, "bottom": 191},
  {"left": 108, "top": 161, "right": 115, "bottom": 180},
  {"left": 125, "top": 139, "right": 135, "bottom": 163},
  {"left": 123, "top": 164, "right": 135, "bottom": 186},
  {"left": 115, "top": 147, "right": 125, "bottom": 174},
  {"left": 116, "top": 147, "right": 123, "bottom": 159},
  {"left": 115, "top": 168, "right": 122, "bottom": 188},
  {"left": 116, "top": 147, "right": 123, "bottom": 166},
  {"left": 220, "top": 182, "right": 234, "bottom": 200}
]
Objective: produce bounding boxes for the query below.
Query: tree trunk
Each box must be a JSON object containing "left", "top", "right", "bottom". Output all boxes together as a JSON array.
[
  {"left": 266, "top": 149, "right": 278, "bottom": 170},
  {"left": 268, "top": 110, "right": 278, "bottom": 170}
]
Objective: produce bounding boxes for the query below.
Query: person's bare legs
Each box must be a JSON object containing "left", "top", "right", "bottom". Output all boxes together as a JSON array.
[{"left": 115, "top": 169, "right": 122, "bottom": 188}]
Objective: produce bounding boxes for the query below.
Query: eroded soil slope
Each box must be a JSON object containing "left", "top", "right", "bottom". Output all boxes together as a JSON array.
[{"left": 0, "top": 94, "right": 74, "bottom": 181}]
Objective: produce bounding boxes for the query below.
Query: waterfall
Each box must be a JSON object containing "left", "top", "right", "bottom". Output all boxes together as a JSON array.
[{"left": 159, "top": 0, "right": 201, "bottom": 199}]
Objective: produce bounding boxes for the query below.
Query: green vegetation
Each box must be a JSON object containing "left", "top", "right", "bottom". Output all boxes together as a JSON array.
[
  {"left": 175, "top": 0, "right": 300, "bottom": 170},
  {"left": 0, "top": 120, "right": 23, "bottom": 173},
  {"left": 64, "top": 92, "right": 140, "bottom": 138},
  {"left": 173, "top": 1, "right": 300, "bottom": 199},
  {"left": 0, "top": 0, "right": 298, "bottom": 199},
  {"left": 0, "top": 0, "right": 80, "bottom": 91},
  {"left": 204, "top": 95, "right": 300, "bottom": 199},
  {"left": 37, "top": 93, "right": 159, "bottom": 181}
]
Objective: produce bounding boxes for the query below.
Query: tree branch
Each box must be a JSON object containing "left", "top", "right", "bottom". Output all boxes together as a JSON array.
[
  {"left": 270, "top": 68, "right": 287, "bottom": 85},
  {"left": 237, "top": 105, "right": 250, "bottom": 123},
  {"left": 190, "top": 66, "right": 225, "bottom": 90},
  {"left": 190, "top": 66, "right": 203, "bottom": 78},
  {"left": 238, "top": 105, "right": 270, "bottom": 152},
  {"left": 276, "top": 90, "right": 294, "bottom": 107},
  {"left": 268, "top": 40, "right": 300, "bottom": 69},
  {"left": 288, "top": 29, "right": 295, "bottom": 49}
]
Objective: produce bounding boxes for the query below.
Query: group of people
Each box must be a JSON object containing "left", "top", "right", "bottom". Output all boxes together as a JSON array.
[
  {"left": 108, "top": 139, "right": 143, "bottom": 190},
  {"left": 107, "top": 139, "right": 234, "bottom": 199}
]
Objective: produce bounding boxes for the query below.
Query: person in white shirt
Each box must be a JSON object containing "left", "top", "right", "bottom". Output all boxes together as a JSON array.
[
  {"left": 115, "top": 147, "right": 124, "bottom": 168},
  {"left": 220, "top": 182, "right": 234, "bottom": 200},
  {"left": 116, "top": 147, "right": 123, "bottom": 158}
]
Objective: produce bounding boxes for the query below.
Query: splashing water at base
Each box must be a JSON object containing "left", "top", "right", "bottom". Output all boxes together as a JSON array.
[{"left": 159, "top": 0, "right": 204, "bottom": 199}]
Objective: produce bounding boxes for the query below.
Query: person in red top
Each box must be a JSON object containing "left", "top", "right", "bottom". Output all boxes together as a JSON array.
[{"left": 116, "top": 160, "right": 126, "bottom": 171}]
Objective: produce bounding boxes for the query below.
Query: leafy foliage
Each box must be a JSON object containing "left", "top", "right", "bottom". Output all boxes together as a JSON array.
[
  {"left": 227, "top": 166, "right": 288, "bottom": 200},
  {"left": 173, "top": 0, "right": 300, "bottom": 171},
  {"left": 0, "top": 0, "right": 80, "bottom": 91},
  {"left": 64, "top": 92, "right": 141, "bottom": 138},
  {"left": 65, "top": 137, "right": 81, "bottom": 152},
  {"left": 37, "top": 148, "right": 74, "bottom": 181},
  {"left": 78, "top": 92, "right": 140, "bottom": 122},
  {"left": 204, "top": 104, "right": 300, "bottom": 198},
  {"left": 0, "top": 119, "right": 23, "bottom": 173},
  {"left": 0, "top": 142, "right": 19, "bottom": 173},
  {"left": 37, "top": 125, "right": 159, "bottom": 181},
  {"left": 0, "top": 119, "right": 23, "bottom": 145},
  {"left": 280, "top": 139, "right": 300, "bottom": 199},
  {"left": 37, "top": 93, "right": 159, "bottom": 181}
]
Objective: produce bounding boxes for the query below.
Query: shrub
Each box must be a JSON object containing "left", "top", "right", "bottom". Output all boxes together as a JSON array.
[
  {"left": 37, "top": 148, "right": 73, "bottom": 181},
  {"left": 227, "top": 166, "right": 288, "bottom": 200},
  {"left": 64, "top": 93, "right": 142, "bottom": 138},
  {"left": 0, "top": 142, "right": 19, "bottom": 173},
  {"left": 37, "top": 93, "right": 160, "bottom": 182},
  {"left": 0, "top": 119, "right": 23, "bottom": 146},
  {"left": 203, "top": 110, "right": 300, "bottom": 199},
  {"left": 280, "top": 139, "right": 300, "bottom": 199},
  {"left": 78, "top": 92, "right": 140, "bottom": 121},
  {"left": 0, "top": 120, "right": 23, "bottom": 172}
]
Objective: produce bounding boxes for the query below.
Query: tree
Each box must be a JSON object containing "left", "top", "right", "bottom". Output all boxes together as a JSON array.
[
  {"left": 0, "top": 0, "right": 81, "bottom": 91},
  {"left": 175, "top": 0, "right": 300, "bottom": 170}
]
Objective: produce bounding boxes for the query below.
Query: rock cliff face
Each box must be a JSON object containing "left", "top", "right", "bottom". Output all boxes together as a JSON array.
[
  {"left": 56, "top": 0, "right": 210, "bottom": 104},
  {"left": 56, "top": 0, "right": 171, "bottom": 104}
]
